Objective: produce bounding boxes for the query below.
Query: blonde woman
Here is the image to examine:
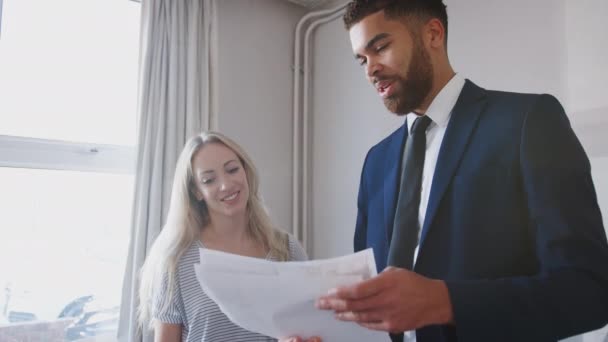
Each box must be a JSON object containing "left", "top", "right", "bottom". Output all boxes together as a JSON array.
[{"left": 139, "top": 131, "right": 307, "bottom": 342}]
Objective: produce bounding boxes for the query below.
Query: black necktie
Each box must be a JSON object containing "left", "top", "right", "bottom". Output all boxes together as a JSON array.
[
  {"left": 387, "top": 115, "right": 432, "bottom": 270},
  {"left": 388, "top": 115, "right": 432, "bottom": 342}
]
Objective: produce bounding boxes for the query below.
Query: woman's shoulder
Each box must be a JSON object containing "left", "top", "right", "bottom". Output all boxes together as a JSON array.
[
  {"left": 176, "top": 241, "right": 201, "bottom": 270},
  {"left": 285, "top": 232, "right": 308, "bottom": 261}
]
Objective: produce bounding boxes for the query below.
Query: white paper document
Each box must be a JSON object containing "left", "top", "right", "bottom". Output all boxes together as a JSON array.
[{"left": 193, "top": 248, "right": 390, "bottom": 342}]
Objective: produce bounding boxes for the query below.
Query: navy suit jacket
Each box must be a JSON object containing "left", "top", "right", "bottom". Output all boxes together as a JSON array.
[{"left": 354, "top": 80, "right": 608, "bottom": 341}]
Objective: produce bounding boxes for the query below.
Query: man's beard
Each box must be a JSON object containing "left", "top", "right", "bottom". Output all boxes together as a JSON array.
[{"left": 383, "top": 39, "right": 433, "bottom": 115}]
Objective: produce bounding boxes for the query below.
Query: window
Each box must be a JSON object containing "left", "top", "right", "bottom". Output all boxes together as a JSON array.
[{"left": 0, "top": 0, "right": 140, "bottom": 341}]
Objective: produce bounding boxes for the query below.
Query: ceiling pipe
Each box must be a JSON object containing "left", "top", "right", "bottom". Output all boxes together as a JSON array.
[{"left": 293, "top": 3, "right": 347, "bottom": 255}]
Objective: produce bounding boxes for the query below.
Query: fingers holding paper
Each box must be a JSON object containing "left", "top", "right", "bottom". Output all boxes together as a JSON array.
[
  {"left": 279, "top": 337, "right": 321, "bottom": 342},
  {"left": 315, "top": 267, "right": 454, "bottom": 334}
]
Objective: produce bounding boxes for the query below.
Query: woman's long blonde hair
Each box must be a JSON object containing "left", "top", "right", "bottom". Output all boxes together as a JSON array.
[{"left": 138, "top": 131, "right": 289, "bottom": 328}]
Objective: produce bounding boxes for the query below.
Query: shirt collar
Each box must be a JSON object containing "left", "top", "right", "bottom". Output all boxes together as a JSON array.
[{"left": 407, "top": 73, "right": 466, "bottom": 131}]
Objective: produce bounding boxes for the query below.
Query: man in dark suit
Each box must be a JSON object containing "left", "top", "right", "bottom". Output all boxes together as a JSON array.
[{"left": 311, "top": 0, "right": 608, "bottom": 341}]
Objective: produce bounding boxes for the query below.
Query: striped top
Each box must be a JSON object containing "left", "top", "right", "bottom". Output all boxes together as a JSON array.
[{"left": 153, "top": 234, "right": 307, "bottom": 342}]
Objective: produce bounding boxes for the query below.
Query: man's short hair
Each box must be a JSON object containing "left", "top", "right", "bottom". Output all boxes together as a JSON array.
[{"left": 343, "top": 0, "right": 448, "bottom": 43}]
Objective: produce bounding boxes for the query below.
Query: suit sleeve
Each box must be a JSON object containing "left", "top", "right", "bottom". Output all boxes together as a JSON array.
[
  {"left": 445, "top": 94, "right": 608, "bottom": 341},
  {"left": 354, "top": 150, "right": 372, "bottom": 253}
]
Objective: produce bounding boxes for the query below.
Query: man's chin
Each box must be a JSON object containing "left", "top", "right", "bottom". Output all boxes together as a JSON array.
[{"left": 383, "top": 99, "right": 411, "bottom": 116}]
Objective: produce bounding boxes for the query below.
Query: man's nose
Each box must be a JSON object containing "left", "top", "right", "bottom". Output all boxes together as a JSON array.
[{"left": 365, "top": 58, "right": 382, "bottom": 79}]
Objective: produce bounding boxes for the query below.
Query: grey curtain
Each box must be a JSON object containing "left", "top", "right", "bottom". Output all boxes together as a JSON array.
[{"left": 117, "top": 0, "right": 214, "bottom": 341}]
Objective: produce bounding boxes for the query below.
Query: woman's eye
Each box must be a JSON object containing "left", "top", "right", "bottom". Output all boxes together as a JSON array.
[
  {"left": 202, "top": 178, "right": 214, "bottom": 184},
  {"left": 228, "top": 167, "right": 239, "bottom": 174}
]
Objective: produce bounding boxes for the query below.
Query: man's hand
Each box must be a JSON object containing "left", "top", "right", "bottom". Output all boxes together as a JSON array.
[{"left": 315, "top": 267, "right": 453, "bottom": 334}]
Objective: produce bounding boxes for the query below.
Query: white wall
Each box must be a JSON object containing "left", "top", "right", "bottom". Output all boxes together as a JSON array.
[
  {"left": 447, "top": 0, "right": 568, "bottom": 102},
  {"left": 565, "top": 0, "right": 608, "bottom": 160},
  {"left": 565, "top": 0, "right": 608, "bottom": 114},
  {"left": 310, "top": 18, "right": 403, "bottom": 258},
  {"left": 215, "top": 0, "right": 306, "bottom": 234},
  {"left": 564, "top": 0, "right": 608, "bottom": 239}
]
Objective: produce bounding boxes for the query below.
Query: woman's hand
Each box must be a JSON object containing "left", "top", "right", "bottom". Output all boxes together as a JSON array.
[{"left": 279, "top": 336, "right": 321, "bottom": 342}]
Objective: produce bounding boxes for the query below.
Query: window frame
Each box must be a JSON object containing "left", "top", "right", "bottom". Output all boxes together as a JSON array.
[{"left": 0, "top": 135, "right": 135, "bottom": 174}]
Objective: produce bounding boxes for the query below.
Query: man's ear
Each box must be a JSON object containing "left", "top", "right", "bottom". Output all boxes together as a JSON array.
[{"left": 425, "top": 18, "right": 445, "bottom": 49}]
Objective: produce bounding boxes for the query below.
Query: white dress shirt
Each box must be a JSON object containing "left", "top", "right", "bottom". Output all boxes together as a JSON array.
[{"left": 406, "top": 73, "right": 465, "bottom": 264}]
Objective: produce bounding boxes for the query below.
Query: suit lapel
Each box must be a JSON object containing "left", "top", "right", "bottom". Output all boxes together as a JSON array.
[
  {"left": 418, "top": 80, "right": 487, "bottom": 250},
  {"left": 384, "top": 122, "right": 408, "bottom": 248}
]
